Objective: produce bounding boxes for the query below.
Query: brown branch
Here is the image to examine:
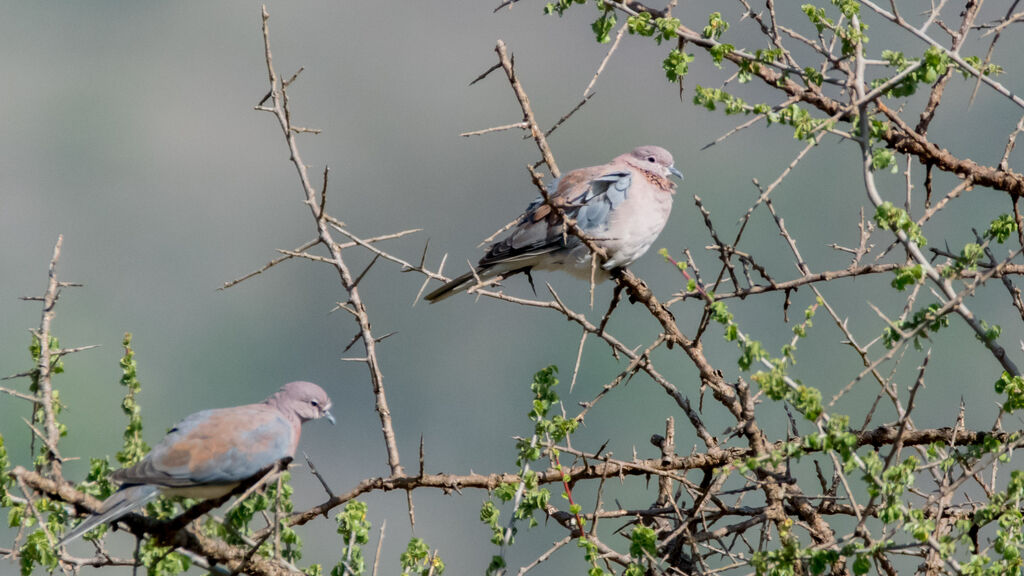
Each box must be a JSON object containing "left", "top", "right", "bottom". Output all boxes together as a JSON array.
[
  {"left": 33, "top": 236, "right": 70, "bottom": 480},
  {"left": 495, "top": 40, "right": 560, "bottom": 178},
  {"left": 256, "top": 7, "right": 403, "bottom": 477}
]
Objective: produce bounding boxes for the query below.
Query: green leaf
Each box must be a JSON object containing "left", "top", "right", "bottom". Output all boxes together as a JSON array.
[
  {"left": 987, "top": 214, "right": 1018, "bottom": 243},
  {"left": 891, "top": 265, "right": 923, "bottom": 290},
  {"left": 629, "top": 526, "right": 657, "bottom": 558},
  {"left": 995, "top": 372, "right": 1024, "bottom": 412},
  {"left": 852, "top": 554, "right": 871, "bottom": 575},
  {"left": 703, "top": 12, "right": 729, "bottom": 40},
  {"left": 117, "top": 333, "right": 150, "bottom": 467},
  {"left": 874, "top": 201, "right": 927, "bottom": 246},
  {"left": 400, "top": 537, "right": 444, "bottom": 576},
  {"left": 663, "top": 49, "right": 694, "bottom": 82},
  {"left": 591, "top": 10, "right": 616, "bottom": 44}
]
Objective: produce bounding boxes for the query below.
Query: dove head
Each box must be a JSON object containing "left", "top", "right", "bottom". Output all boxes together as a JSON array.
[
  {"left": 626, "top": 145, "right": 683, "bottom": 181},
  {"left": 268, "top": 381, "right": 335, "bottom": 424}
]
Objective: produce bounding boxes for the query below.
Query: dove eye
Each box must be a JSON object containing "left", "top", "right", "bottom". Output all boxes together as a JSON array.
[
  {"left": 647, "top": 156, "right": 656, "bottom": 163},
  {"left": 310, "top": 400, "right": 319, "bottom": 407}
]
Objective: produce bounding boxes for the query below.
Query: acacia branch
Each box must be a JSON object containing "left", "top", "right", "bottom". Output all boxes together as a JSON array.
[{"left": 256, "top": 7, "right": 403, "bottom": 477}]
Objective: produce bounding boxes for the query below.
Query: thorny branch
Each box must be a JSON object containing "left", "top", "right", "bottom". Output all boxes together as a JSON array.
[{"left": 253, "top": 6, "right": 404, "bottom": 478}]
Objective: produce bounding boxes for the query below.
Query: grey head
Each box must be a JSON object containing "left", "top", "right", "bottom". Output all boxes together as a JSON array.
[
  {"left": 625, "top": 145, "right": 683, "bottom": 181},
  {"left": 267, "top": 381, "right": 335, "bottom": 424}
]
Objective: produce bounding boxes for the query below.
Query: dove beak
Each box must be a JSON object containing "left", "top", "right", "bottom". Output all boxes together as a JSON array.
[
  {"left": 668, "top": 165, "right": 683, "bottom": 180},
  {"left": 323, "top": 409, "right": 336, "bottom": 425}
]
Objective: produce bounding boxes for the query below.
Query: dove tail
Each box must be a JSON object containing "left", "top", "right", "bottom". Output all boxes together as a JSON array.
[
  {"left": 424, "top": 262, "right": 542, "bottom": 302},
  {"left": 425, "top": 262, "right": 505, "bottom": 303},
  {"left": 424, "top": 270, "right": 483, "bottom": 303},
  {"left": 61, "top": 484, "right": 159, "bottom": 545}
]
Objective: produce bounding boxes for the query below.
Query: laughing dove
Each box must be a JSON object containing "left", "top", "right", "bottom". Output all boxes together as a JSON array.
[
  {"left": 62, "top": 380, "right": 334, "bottom": 543},
  {"left": 425, "top": 145, "right": 682, "bottom": 302}
]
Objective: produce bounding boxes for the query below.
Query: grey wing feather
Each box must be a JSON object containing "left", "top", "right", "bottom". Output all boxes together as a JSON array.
[
  {"left": 480, "top": 171, "right": 632, "bottom": 266},
  {"left": 572, "top": 171, "right": 630, "bottom": 230},
  {"left": 61, "top": 484, "right": 159, "bottom": 544}
]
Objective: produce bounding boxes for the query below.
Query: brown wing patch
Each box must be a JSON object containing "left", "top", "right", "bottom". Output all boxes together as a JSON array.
[{"left": 531, "top": 167, "right": 603, "bottom": 223}]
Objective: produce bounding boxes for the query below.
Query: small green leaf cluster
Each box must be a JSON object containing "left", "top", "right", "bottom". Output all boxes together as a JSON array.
[
  {"left": 802, "top": 1, "right": 866, "bottom": 57},
  {"left": 64, "top": 341, "right": 151, "bottom": 542},
  {"left": 706, "top": 298, "right": 746, "bottom": 359},
  {"left": 543, "top": 0, "right": 585, "bottom": 16},
  {"left": 771, "top": 104, "right": 826, "bottom": 141},
  {"left": 702, "top": 12, "right": 728, "bottom": 40},
  {"left": 711, "top": 298, "right": 824, "bottom": 421},
  {"left": 663, "top": 49, "right": 695, "bottom": 82},
  {"left": 332, "top": 500, "right": 371, "bottom": 576},
  {"left": 204, "top": 471, "right": 303, "bottom": 562},
  {"left": 863, "top": 124, "right": 898, "bottom": 170},
  {"left": 709, "top": 44, "right": 736, "bottom": 68},
  {"left": 270, "top": 480, "right": 303, "bottom": 562},
  {"left": 657, "top": 247, "right": 689, "bottom": 275},
  {"left": 803, "top": 66, "right": 824, "bottom": 86},
  {"left": 521, "top": 366, "right": 578, "bottom": 461},
  {"left": 862, "top": 451, "right": 918, "bottom": 524},
  {"left": 874, "top": 201, "right": 927, "bottom": 246},
  {"left": 801, "top": 4, "right": 833, "bottom": 34},
  {"left": 138, "top": 540, "right": 192, "bottom": 576},
  {"left": 961, "top": 55, "right": 1004, "bottom": 78},
  {"left": 881, "top": 303, "right": 949, "bottom": 350},
  {"left": 629, "top": 526, "right": 656, "bottom": 557},
  {"left": 28, "top": 333, "right": 67, "bottom": 468},
  {"left": 963, "top": 470, "right": 1024, "bottom": 573},
  {"left": 789, "top": 300, "right": 818, "bottom": 340},
  {"left": 117, "top": 333, "right": 150, "bottom": 467},
  {"left": 694, "top": 89, "right": 826, "bottom": 141},
  {"left": 976, "top": 320, "right": 1001, "bottom": 343},
  {"left": 709, "top": 298, "right": 736, "bottom": 336},
  {"left": 482, "top": 366, "right": 578, "bottom": 569},
  {"left": 942, "top": 243, "right": 984, "bottom": 278},
  {"left": 224, "top": 479, "right": 281, "bottom": 537},
  {"left": 751, "top": 361, "right": 822, "bottom": 421},
  {"left": 740, "top": 340, "right": 768, "bottom": 372},
  {"left": 891, "top": 264, "right": 923, "bottom": 290},
  {"left": 509, "top": 470, "right": 549, "bottom": 527},
  {"left": 871, "top": 148, "right": 898, "bottom": 173},
  {"left": 29, "top": 333, "right": 65, "bottom": 385},
  {"left": 835, "top": 3, "right": 867, "bottom": 57},
  {"left": 578, "top": 536, "right": 607, "bottom": 576},
  {"left": 480, "top": 500, "right": 504, "bottom": 547},
  {"left": 486, "top": 552, "right": 506, "bottom": 576},
  {"left": 902, "top": 507, "right": 936, "bottom": 543},
  {"left": 400, "top": 537, "right": 444, "bottom": 576},
  {"left": 0, "top": 436, "right": 13, "bottom": 511},
  {"left": 19, "top": 531, "right": 58, "bottom": 576},
  {"left": 693, "top": 86, "right": 751, "bottom": 115},
  {"left": 751, "top": 514, "right": 890, "bottom": 575},
  {"left": 749, "top": 519, "right": 801, "bottom": 575},
  {"left": 736, "top": 48, "right": 782, "bottom": 83},
  {"left": 988, "top": 214, "right": 1018, "bottom": 243},
  {"left": 591, "top": 6, "right": 616, "bottom": 43},
  {"left": 876, "top": 47, "right": 948, "bottom": 97},
  {"left": 995, "top": 372, "right": 1024, "bottom": 412},
  {"left": 66, "top": 458, "right": 118, "bottom": 541},
  {"left": 818, "top": 416, "right": 859, "bottom": 466},
  {"left": 16, "top": 496, "right": 70, "bottom": 576},
  {"left": 626, "top": 12, "right": 679, "bottom": 45},
  {"left": 962, "top": 432, "right": 1019, "bottom": 464}
]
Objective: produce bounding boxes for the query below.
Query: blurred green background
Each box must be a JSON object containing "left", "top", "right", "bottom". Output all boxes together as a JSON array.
[{"left": 3, "top": 1, "right": 1023, "bottom": 573}]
